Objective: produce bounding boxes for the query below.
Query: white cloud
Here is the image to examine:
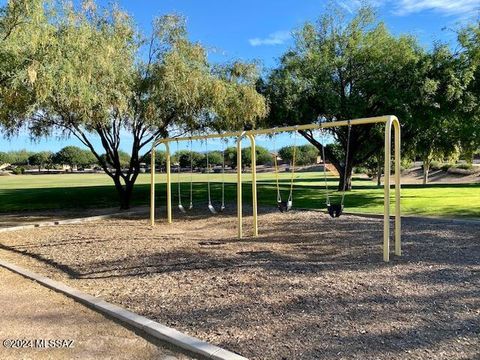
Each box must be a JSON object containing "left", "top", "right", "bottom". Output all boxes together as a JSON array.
[
  {"left": 393, "top": 0, "right": 479, "bottom": 16},
  {"left": 337, "top": 0, "right": 479, "bottom": 17},
  {"left": 248, "top": 30, "right": 291, "bottom": 47},
  {"left": 337, "top": 0, "right": 361, "bottom": 14}
]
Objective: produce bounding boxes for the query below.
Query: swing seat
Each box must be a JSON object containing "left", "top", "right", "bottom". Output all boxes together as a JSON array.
[
  {"left": 277, "top": 200, "right": 292, "bottom": 213},
  {"left": 327, "top": 204, "right": 344, "bottom": 218},
  {"left": 208, "top": 204, "right": 217, "bottom": 214}
]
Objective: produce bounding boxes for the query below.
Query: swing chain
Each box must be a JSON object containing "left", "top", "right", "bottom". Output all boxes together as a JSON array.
[
  {"left": 206, "top": 140, "right": 211, "bottom": 202},
  {"left": 287, "top": 127, "right": 298, "bottom": 203},
  {"left": 221, "top": 138, "right": 226, "bottom": 210},
  {"left": 189, "top": 138, "right": 193, "bottom": 209},
  {"left": 341, "top": 120, "right": 352, "bottom": 206},
  {"left": 272, "top": 129, "right": 282, "bottom": 203},
  {"left": 320, "top": 126, "right": 330, "bottom": 206},
  {"left": 176, "top": 140, "right": 182, "bottom": 206}
]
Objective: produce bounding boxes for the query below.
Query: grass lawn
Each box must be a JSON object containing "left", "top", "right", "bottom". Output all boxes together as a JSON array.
[{"left": 0, "top": 172, "right": 479, "bottom": 218}]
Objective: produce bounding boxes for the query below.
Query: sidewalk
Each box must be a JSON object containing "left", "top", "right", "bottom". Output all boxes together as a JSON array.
[{"left": 0, "top": 267, "right": 190, "bottom": 360}]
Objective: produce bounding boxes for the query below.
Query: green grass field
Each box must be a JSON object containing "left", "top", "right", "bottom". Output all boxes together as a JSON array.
[{"left": 0, "top": 172, "right": 479, "bottom": 218}]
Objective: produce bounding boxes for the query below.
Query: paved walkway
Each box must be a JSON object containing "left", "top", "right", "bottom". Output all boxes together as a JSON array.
[{"left": 0, "top": 267, "right": 189, "bottom": 360}]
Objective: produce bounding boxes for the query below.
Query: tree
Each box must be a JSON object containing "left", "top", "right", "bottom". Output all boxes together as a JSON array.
[
  {"left": 405, "top": 32, "right": 480, "bottom": 184},
  {"left": 279, "top": 144, "right": 318, "bottom": 166},
  {"left": 28, "top": 151, "right": 53, "bottom": 171},
  {"left": 144, "top": 150, "right": 167, "bottom": 169},
  {"left": 457, "top": 20, "right": 480, "bottom": 162},
  {"left": 0, "top": 152, "right": 8, "bottom": 164},
  {"left": 1, "top": 2, "right": 267, "bottom": 209},
  {"left": 207, "top": 151, "right": 223, "bottom": 167},
  {"left": 54, "top": 146, "right": 95, "bottom": 169},
  {"left": 0, "top": 0, "right": 52, "bottom": 133},
  {"left": 100, "top": 150, "right": 131, "bottom": 169},
  {"left": 253, "top": 146, "right": 272, "bottom": 165},
  {"left": 223, "top": 145, "right": 271, "bottom": 169},
  {"left": 5, "top": 149, "right": 31, "bottom": 165},
  {"left": 172, "top": 150, "right": 205, "bottom": 169},
  {"left": 262, "top": 5, "right": 422, "bottom": 190},
  {"left": 224, "top": 147, "right": 237, "bottom": 168}
]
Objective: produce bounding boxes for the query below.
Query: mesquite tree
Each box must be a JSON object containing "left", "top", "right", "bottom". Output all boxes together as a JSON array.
[
  {"left": 262, "top": 6, "right": 421, "bottom": 190},
  {"left": 1, "top": 1, "right": 266, "bottom": 208}
]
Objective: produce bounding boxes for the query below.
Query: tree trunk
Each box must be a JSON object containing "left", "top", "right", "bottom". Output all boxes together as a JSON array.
[
  {"left": 376, "top": 154, "right": 382, "bottom": 187},
  {"left": 112, "top": 176, "right": 135, "bottom": 210},
  {"left": 422, "top": 159, "right": 430, "bottom": 185},
  {"left": 376, "top": 163, "right": 382, "bottom": 187},
  {"left": 337, "top": 165, "right": 353, "bottom": 192}
]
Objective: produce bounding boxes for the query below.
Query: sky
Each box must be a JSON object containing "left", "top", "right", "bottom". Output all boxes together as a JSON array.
[{"left": 1, "top": 0, "right": 479, "bottom": 153}]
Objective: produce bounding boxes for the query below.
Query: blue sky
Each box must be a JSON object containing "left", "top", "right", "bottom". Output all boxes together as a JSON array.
[{"left": 1, "top": 0, "right": 478, "bottom": 153}]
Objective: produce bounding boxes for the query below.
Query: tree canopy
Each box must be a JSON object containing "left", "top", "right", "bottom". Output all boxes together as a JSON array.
[
  {"left": 53, "top": 146, "right": 96, "bottom": 168},
  {"left": 262, "top": 5, "right": 480, "bottom": 187},
  {"left": 0, "top": 1, "right": 267, "bottom": 208},
  {"left": 262, "top": 5, "right": 423, "bottom": 189}
]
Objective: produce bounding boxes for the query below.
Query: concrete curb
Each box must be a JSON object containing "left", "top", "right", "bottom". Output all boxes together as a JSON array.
[
  {"left": 0, "top": 260, "right": 248, "bottom": 360},
  {"left": 0, "top": 211, "right": 143, "bottom": 233}
]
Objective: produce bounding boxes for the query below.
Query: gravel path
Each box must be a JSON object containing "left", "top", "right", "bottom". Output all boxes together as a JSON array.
[
  {"left": 0, "top": 267, "right": 191, "bottom": 360},
  {"left": 0, "top": 209, "right": 478, "bottom": 359}
]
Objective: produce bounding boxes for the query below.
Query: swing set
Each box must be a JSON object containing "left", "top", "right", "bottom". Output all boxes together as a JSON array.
[{"left": 150, "top": 115, "right": 401, "bottom": 262}]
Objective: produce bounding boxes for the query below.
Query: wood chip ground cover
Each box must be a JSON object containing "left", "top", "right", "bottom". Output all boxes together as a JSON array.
[{"left": 0, "top": 209, "right": 478, "bottom": 360}]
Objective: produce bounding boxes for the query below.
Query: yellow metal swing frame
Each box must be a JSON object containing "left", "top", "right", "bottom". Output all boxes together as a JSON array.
[{"left": 150, "top": 115, "right": 401, "bottom": 262}]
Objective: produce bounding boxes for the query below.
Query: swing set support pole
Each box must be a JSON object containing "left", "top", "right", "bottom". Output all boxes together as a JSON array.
[
  {"left": 150, "top": 142, "right": 156, "bottom": 227},
  {"left": 150, "top": 141, "right": 172, "bottom": 225},
  {"left": 236, "top": 132, "right": 258, "bottom": 239},
  {"left": 165, "top": 142, "right": 172, "bottom": 224},
  {"left": 236, "top": 133, "right": 244, "bottom": 239},
  {"left": 383, "top": 115, "right": 401, "bottom": 262},
  {"left": 248, "top": 134, "right": 258, "bottom": 237}
]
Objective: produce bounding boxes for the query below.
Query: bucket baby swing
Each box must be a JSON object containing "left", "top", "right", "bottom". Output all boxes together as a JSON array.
[
  {"left": 271, "top": 122, "right": 352, "bottom": 217},
  {"left": 319, "top": 121, "right": 352, "bottom": 218}
]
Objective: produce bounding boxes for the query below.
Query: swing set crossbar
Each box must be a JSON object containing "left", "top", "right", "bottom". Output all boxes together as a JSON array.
[{"left": 150, "top": 115, "right": 401, "bottom": 262}]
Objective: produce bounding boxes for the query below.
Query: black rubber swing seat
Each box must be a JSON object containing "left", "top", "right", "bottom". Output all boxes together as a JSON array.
[
  {"left": 277, "top": 200, "right": 291, "bottom": 213},
  {"left": 327, "top": 204, "right": 344, "bottom": 218}
]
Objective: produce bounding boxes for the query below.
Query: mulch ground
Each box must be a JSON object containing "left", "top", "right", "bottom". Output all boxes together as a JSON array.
[{"left": 0, "top": 208, "right": 478, "bottom": 360}]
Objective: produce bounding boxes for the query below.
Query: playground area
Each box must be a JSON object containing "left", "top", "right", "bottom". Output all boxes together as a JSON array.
[{"left": 0, "top": 208, "right": 478, "bottom": 359}]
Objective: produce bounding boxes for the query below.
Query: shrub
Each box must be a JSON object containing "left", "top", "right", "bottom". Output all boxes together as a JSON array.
[
  {"left": 430, "top": 161, "right": 442, "bottom": 171},
  {"left": 441, "top": 163, "right": 453, "bottom": 172},
  {"left": 353, "top": 166, "right": 368, "bottom": 174},
  {"left": 456, "top": 163, "right": 473, "bottom": 170},
  {"left": 400, "top": 158, "right": 413, "bottom": 170},
  {"left": 12, "top": 167, "right": 25, "bottom": 175}
]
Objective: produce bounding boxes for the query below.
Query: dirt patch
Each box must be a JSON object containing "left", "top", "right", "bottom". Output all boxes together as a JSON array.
[
  {"left": 0, "top": 267, "right": 191, "bottom": 360},
  {"left": 401, "top": 167, "right": 480, "bottom": 184},
  {"left": 0, "top": 209, "right": 478, "bottom": 360}
]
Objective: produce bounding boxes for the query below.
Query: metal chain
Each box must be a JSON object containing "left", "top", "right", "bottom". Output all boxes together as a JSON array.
[
  {"left": 206, "top": 140, "right": 212, "bottom": 205},
  {"left": 341, "top": 121, "right": 352, "bottom": 206},
  {"left": 189, "top": 138, "right": 193, "bottom": 208},
  {"left": 176, "top": 140, "right": 183, "bottom": 207},
  {"left": 221, "top": 139, "right": 225, "bottom": 208},
  {"left": 273, "top": 130, "right": 282, "bottom": 203},
  {"left": 287, "top": 128, "right": 298, "bottom": 203},
  {"left": 320, "top": 127, "right": 331, "bottom": 206}
]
